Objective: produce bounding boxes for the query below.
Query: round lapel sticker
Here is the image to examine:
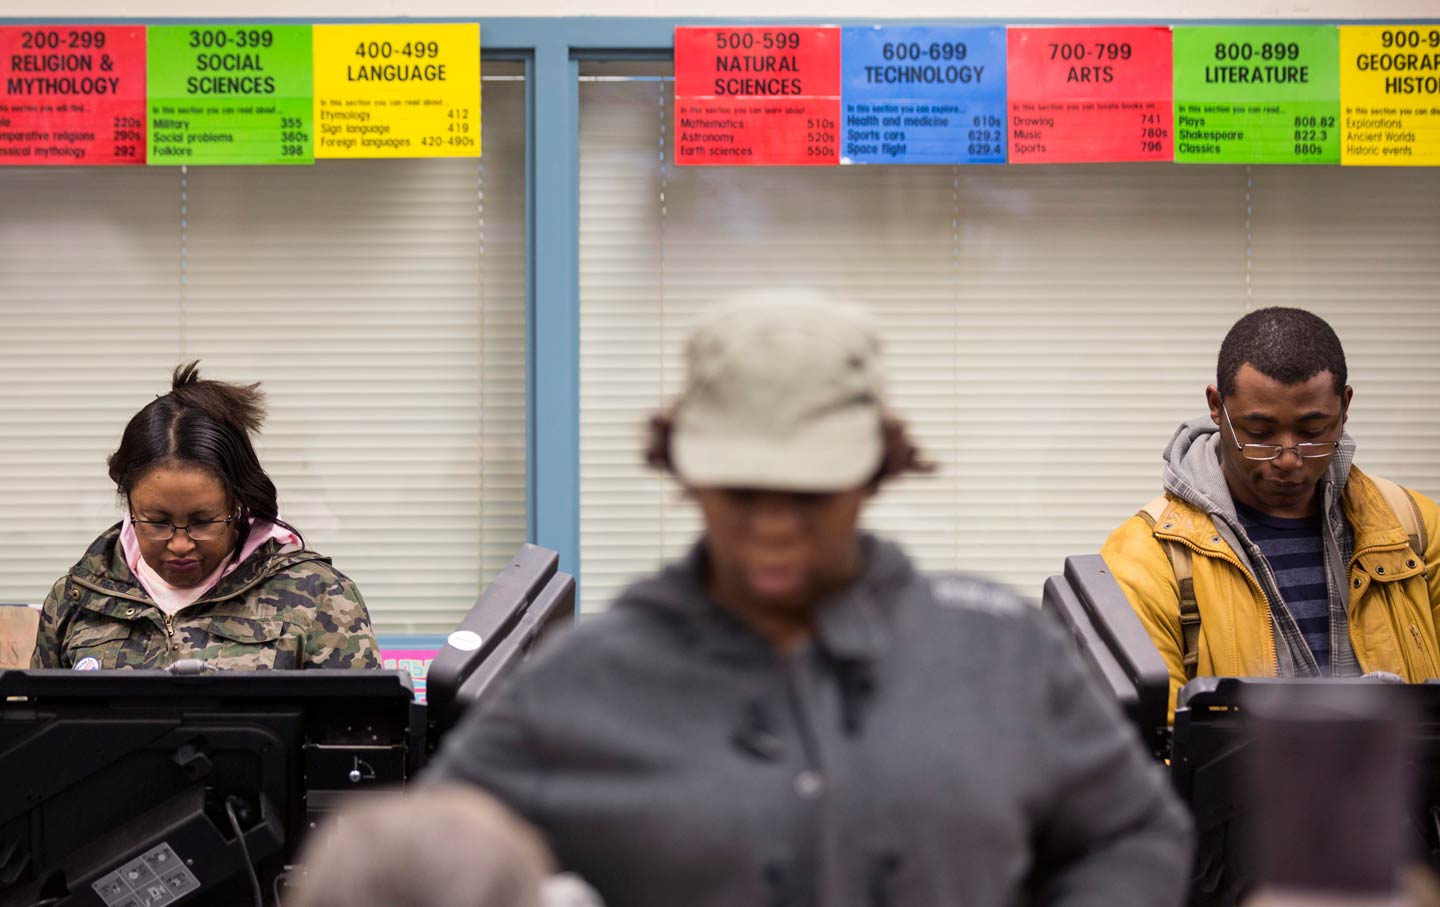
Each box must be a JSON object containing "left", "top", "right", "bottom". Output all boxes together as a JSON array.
[{"left": 74, "top": 657, "right": 101, "bottom": 671}]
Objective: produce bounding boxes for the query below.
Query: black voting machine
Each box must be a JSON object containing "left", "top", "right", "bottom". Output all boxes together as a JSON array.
[
  {"left": 1042, "top": 554, "right": 1171, "bottom": 760},
  {"left": 0, "top": 544, "right": 574, "bottom": 907},
  {"left": 16, "top": 544, "right": 1438, "bottom": 906},
  {"left": 0, "top": 670, "right": 416, "bottom": 907},
  {"left": 1044, "top": 554, "right": 1440, "bottom": 906}
]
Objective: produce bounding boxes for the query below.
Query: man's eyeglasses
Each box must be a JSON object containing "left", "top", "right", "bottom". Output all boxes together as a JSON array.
[
  {"left": 130, "top": 514, "right": 237, "bottom": 542},
  {"left": 1220, "top": 402, "right": 1340, "bottom": 462}
]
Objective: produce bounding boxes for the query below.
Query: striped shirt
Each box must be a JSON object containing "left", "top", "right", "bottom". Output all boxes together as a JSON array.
[{"left": 1235, "top": 500, "right": 1331, "bottom": 671}]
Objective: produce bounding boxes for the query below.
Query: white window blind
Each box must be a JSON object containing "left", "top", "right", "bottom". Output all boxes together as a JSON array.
[
  {"left": 0, "top": 72, "right": 526, "bottom": 636},
  {"left": 578, "top": 71, "right": 1440, "bottom": 613}
]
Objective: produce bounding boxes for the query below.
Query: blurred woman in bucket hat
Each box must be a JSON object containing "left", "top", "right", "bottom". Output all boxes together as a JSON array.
[{"left": 426, "top": 288, "right": 1192, "bottom": 907}]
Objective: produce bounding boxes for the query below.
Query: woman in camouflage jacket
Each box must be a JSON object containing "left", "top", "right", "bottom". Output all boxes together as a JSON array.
[{"left": 31, "top": 363, "right": 380, "bottom": 671}]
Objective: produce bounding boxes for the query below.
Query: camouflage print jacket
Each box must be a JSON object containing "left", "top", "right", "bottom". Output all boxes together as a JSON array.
[{"left": 32, "top": 524, "right": 382, "bottom": 671}]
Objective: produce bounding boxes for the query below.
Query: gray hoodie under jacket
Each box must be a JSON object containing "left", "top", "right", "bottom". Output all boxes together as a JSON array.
[
  {"left": 424, "top": 535, "right": 1193, "bottom": 907},
  {"left": 1161, "top": 417, "right": 1361, "bottom": 678}
]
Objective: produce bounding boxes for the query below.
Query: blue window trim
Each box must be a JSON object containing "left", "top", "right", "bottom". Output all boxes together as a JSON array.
[
  {"left": 530, "top": 40, "right": 581, "bottom": 585},
  {"left": 2, "top": 14, "right": 1431, "bottom": 642},
  {"left": 375, "top": 635, "right": 451, "bottom": 652}
]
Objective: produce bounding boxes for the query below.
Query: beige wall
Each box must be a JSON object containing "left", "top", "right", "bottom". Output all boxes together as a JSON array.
[{"left": 4, "top": 0, "right": 1436, "bottom": 20}]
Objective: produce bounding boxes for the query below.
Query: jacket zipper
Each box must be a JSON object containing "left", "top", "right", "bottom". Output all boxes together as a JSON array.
[
  {"left": 72, "top": 564, "right": 285, "bottom": 668},
  {"left": 1156, "top": 532, "right": 1278, "bottom": 675}
]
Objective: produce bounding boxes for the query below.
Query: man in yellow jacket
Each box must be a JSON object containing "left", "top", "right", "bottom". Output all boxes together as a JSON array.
[{"left": 1102, "top": 307, "right": 1440, "bottom": 721}]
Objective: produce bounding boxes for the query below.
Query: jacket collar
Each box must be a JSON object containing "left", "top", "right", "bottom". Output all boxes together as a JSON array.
[
  {"left": 1342, "top": 466, "right": 1415, "bottom": 555},
  {"left": 813, "top": 534, "right": 907, "bottom": 663},
  {"left": 1146, "top": 466, "right": 1413, "bottom": 567},
  {"left": 617, "top": 532, "right": 909, "bottom": 666},
  {"left": 69, "top": 522, "right": 323, "bottom": 611}
]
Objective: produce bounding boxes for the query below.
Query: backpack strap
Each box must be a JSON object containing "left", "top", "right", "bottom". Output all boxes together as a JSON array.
[
  {"left": 1370, "top": 475, "right": 1428, "bottom": 563},
  {"left": 1138, "top": 496, "right": 1200, "bottom": 679}
]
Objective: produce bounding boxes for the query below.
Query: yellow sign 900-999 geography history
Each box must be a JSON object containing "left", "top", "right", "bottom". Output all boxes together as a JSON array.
[
  {"left": 1339, "top": 25, "right": 1440, "bottom": 165},
  {"left": 311, "top": 23, "right": 480, "bottom": 159}
]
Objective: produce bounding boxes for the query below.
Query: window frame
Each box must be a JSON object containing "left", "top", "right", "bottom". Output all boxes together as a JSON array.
[{"left": 1, "top": 13, "right": 1434, "bottom": 610}]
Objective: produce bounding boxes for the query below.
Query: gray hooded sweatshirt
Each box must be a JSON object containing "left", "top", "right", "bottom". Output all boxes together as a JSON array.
[
  {"left": 425, "top": 535, "right": 1192, "bottom": 907},
  {"left": 1160, "top": 418, "right": 1360, "bottom": 678}
]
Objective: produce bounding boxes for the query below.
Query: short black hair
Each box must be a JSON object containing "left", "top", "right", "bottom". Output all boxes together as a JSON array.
[{"left": 1217, "top": 307, "right": 1347, "bottom": 398}]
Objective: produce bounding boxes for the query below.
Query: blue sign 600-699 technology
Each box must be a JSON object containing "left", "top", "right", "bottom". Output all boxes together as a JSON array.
[{"left": 841, "top": 26, "right": 1008, "bottom": 165}]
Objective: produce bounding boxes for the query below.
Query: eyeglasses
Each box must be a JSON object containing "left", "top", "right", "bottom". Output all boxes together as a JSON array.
[
  {"left": 130, "top": 514, "right": 237, "bottom": 542},
  {"left": 1220, "top": 402, "right": 1340, "bottom": 462}
]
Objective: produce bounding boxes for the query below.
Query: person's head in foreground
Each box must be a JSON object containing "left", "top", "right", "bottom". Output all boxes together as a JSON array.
[
  {"left": 645, "top": 289, "right": 929, "bottom": 647},
  {"left": 422, "top": 288, "right": 1193, "bottom": 907},
  {"left": 289, "top": 786, "right": 556, "bottom": 907}
]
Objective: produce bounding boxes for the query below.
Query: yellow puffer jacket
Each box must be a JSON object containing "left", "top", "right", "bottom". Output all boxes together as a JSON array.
[{"left": 1102, "top": 466, "right": 1440, "bottom": 721}]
